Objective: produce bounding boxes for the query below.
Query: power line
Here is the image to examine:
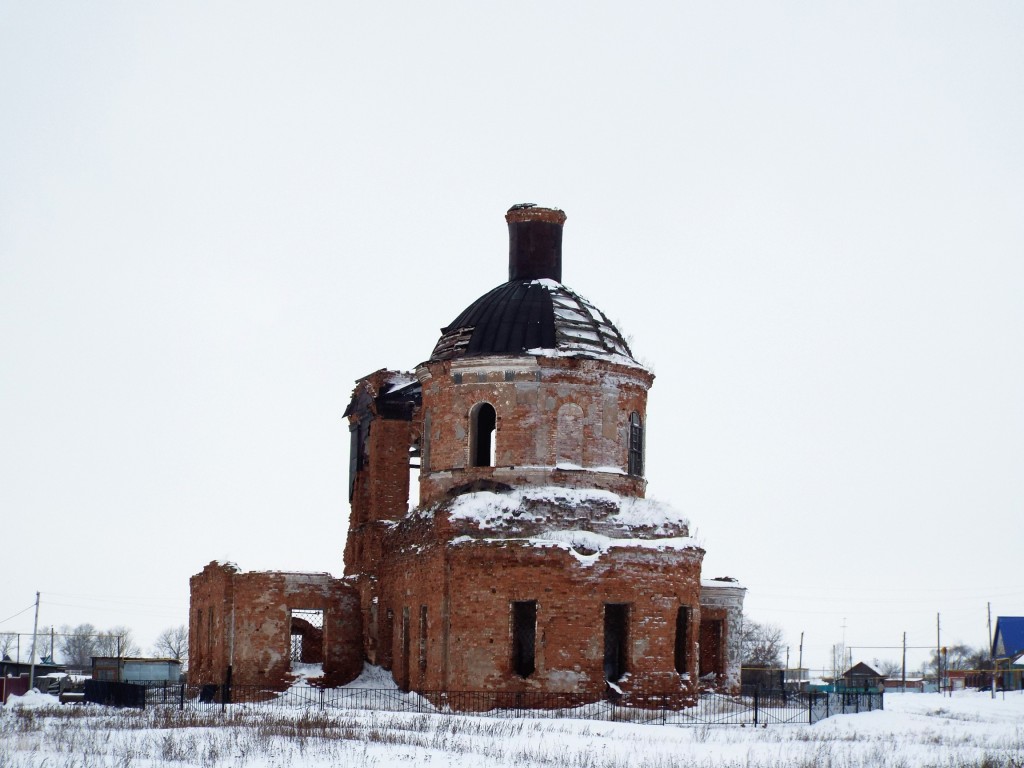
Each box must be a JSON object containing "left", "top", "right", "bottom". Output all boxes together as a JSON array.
[{"left": 0, "top": 603, "right": 37, "bottom": 626}]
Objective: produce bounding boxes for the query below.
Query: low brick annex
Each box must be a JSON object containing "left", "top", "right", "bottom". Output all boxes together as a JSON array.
[
  {"left": 189, "top": 563, "right": 362, "bottom": 688},
  {"left": 189, "top": 205, "right": 745, "bottom": 699}
]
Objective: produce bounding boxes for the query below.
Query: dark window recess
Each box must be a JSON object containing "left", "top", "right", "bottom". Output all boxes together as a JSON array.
[
  {"left": 511, "top": 601, "right": 537, "bottom": 677},
  {"left": 453, "top": 373, "right": 463, "bottom": 384},
  {"left": 699, "top": 619, "right": 724, "bottom": 679},
  {"left": 380, "top": 609, "right": 394, "bottom": 671},
  {"left": 348, "top": 427, "right": 359, "bottom": 500},
  {"left": 604, "top": 604, "right": 629, "bottom": 682},
  {"left": 674, "top": 607, "right": 689, "bottom": 674},
  {"left": 628, "top": 412, "right": 644, "bottom": 476},
  {"left": 418, "top": 606, "right": 428, "bottom": 673},
  {"left": 207, "top": 610, "right": 214, "bottom": 656},
  {"left": 348, "top": 416, "right": 371, "bottom": 502},
  {"left": 421, "top": 412, "right": 431, "bottom": 472},
  {"left": 400, "top": 608, "right": 411, "bottom": 692},
  {"left": 471, "top": 403, "right": 497, "bottom": 467}
]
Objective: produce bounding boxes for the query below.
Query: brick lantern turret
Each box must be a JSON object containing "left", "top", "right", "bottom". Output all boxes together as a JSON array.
[{"left": 415, "top": 205, "right": 653, "bottom": 506}]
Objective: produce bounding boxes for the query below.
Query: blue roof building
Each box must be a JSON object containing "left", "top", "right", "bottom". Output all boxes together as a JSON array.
[{"left": 992, "top": 617, "right": 1024, "bottom": 662}]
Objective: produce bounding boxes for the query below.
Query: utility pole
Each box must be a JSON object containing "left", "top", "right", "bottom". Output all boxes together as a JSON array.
[
  {"left": 28, "top": 592, "right": 40, "bottom": 690},
  {"left": 902, "top": 632, "right": 907, "bottom": 692},
  {"left": 988, "top": 602, "right": 995, "bottom": 699},
  {"left": 798, "top": 632, "right": 804, "bottom": 692}
]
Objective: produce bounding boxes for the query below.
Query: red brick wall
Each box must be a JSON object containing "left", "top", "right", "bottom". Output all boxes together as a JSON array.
[
  {"left": 188, "top": 563, "right": 362, "bottom": 688},
  {"left": 188, "top": 562, "right": 235, "bottom": 686},
  {"left": 417, "top": 356, "right": 652, "bottom": 506},
  {"left": 345, "top": 371, "right": 418, "bottom": 578},
  {"left": 354, "top": 508, "right": 706, "bottom": 700},
  {"left": 440, "top": 543, "right": 704, "bottom": 698}
]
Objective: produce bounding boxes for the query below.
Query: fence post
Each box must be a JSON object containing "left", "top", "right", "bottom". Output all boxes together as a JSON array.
[
  {"left": 753, "top": 688, "right": 759, "bottom": 727},
  {"left": 222, "top": 665, "right": 232, "bottom": 712},
  {"left": 179, "top": 683, "right": 185, "bottom": 711},
  {"left": 319, "top": 688, "right": 325, "bottom": 711}
]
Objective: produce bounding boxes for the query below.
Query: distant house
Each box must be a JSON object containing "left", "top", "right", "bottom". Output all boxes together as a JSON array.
[
  {"left": 91, "top": 657, "right": 181, "bottom": 683},
  {"left": 839, "top": 662, "right": 884, "bottom": 692},
  {"left": 992, "top": 616, "right": 1024, "bottom": 690},
  {"left": 0, "top": 659, "right": 66, "bottom": 704},
  {"left": 0, "top": 659, "right": 64, "bottom": 680}
]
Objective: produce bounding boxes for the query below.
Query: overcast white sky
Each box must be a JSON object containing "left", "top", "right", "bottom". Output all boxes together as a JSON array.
[{"left": 2, "top": 2, "right": 1022, "bottom": 674}]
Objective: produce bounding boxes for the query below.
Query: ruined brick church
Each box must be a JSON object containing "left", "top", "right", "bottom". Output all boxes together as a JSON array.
[{"left": 189, "top": 205, "right": 744, "bottom": 700}]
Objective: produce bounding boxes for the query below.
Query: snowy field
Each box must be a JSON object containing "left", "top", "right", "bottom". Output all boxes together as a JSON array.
[{"left": 2, "top": 689, "right": 1022, "bottom": 768}]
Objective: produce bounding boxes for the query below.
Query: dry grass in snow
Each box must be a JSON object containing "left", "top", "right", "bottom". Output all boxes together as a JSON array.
[{"left": 1, "top": 690, "right": 1022, "bottom": 767}]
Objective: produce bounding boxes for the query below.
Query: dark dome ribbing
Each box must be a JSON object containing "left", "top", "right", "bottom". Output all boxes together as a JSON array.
[{"left": 429, "top": 278, "right": 638, "bottom": 365}]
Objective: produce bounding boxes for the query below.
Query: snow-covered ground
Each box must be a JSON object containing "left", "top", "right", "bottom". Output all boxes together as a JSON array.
[{"left": 2, "top": 688, "right": 1022, "bottom": 767}]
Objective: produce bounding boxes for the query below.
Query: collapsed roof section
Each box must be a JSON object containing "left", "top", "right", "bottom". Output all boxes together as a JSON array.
[{"left": 343, "top": 369, "right": 421, "bottom": 422}]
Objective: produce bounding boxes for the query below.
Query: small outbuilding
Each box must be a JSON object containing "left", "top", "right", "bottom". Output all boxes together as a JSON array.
[
  {"left": 839, "top": 662, "right": 884, "bottom": 692},
  {"left": 91, "top": 657, "right": 182, "bottom": 683}
]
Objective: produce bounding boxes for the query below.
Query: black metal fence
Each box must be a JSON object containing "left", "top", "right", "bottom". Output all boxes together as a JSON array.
[
  {"left": 83, "top": 680, "right": 147, "bottom": 709},
  {"left": 85, "top": 680, "right": 882, "bottom": 726}
]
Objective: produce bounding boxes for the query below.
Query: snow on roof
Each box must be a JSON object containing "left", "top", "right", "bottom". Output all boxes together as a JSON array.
[
  {"left": 701, "top": 577, "right": 745, "bottom": 590},
  {"left": 382, "top": 371, "right": 417, "bottom": 391},
  {"left": 447, "top": 487, "right": 690, "bottom": 536}
]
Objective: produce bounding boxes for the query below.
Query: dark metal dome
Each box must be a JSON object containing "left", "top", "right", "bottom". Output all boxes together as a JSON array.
[
  {"left": 429, "top": 205, "right": 641, "bottom": 367},
  {"left": 429, "top": 277, "right": 638, "bottom": 365}
]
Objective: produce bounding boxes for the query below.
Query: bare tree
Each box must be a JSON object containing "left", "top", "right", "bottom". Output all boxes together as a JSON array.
[
  {"left": 929, "top": 643, "right": 988, "bottom": 673},
  {"left": 57, "top": 623, "right": 97, "bottom": 667},
  {"left": 740, "top": 619, "right": 785, "bottom": 668},
  {"left": 94, "top": 626, "right": 140, "bottom": 658},
  {"left": 153, "top": 625, "right": 189, "bottom": 665},
  {"left": 0, "top": 632, "right": 17, "bottom": 659},
  {"left": 873, "top": 658, "right": 903, "bottom": 677}
]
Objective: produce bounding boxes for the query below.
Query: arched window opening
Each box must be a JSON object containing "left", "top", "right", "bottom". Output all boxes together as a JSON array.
[
  {"left": 628, "top": 412, "right": 644, "bottom": 476},
  {"left": 556, "top": 403, "right": 584, "bottom": 468},
  {"left": 470, "top": 402, "right": 497, "bottom": 467}
]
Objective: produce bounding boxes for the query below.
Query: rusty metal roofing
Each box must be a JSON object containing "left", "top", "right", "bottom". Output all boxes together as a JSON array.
[{"left": 429, "top": 278, "right": 638, "bottom": 365}]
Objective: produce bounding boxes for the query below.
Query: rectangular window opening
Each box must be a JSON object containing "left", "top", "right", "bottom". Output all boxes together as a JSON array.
[
  {"left": 418, "top": 605, "right": 428, "bottom": 674},
  {"left": 400, "top": 607, "right": 411, "bottom": 692},
  {"left": 699, "top": 618, "right": 724, "bottom": 679},
  {"left": 674, "top": 607, "right": 689, "bottom": 675},
  {"left": 290, "top": 609, "right": 324, "bottom": 670},
  {"left": 511, "top": 601, "right": 537, "bottom": 677},
  {"left": 604, "top": 603, "right": 629, "bottom": 682}
]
